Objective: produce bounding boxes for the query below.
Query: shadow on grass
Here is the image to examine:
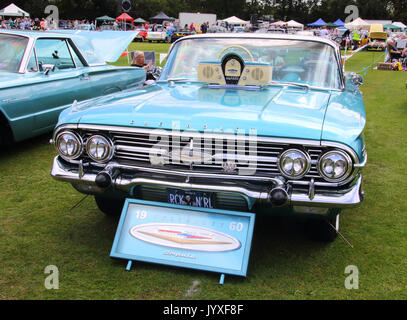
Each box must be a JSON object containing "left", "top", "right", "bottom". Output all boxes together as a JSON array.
[{"left": 0, "top": 132, "right": 52, "bottom": 158}]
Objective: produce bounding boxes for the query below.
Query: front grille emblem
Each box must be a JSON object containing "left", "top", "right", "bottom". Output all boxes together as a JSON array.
[{"left": 222, "top": 161, "right": 237, "bottom": 173}]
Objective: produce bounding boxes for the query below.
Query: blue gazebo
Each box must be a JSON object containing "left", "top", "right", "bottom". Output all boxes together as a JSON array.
[
  {"left": 333, "top": 19, "right": 345, "bottom": 27},
  {"left": 307, "top": 18, "right": 327, "bottom": 27}
]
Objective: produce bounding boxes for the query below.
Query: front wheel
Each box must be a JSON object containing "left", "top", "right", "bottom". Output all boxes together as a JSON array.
[
  {"left": 304, "top": 209, "right": 341, "bottom": 242},
  {"left": 94, "top": 196, "right": 125, "bottom": 217}
]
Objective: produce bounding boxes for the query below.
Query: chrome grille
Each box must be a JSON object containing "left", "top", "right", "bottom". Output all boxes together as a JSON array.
[{"left": 82, "top": 129, "right": 326, "bottom": 183}]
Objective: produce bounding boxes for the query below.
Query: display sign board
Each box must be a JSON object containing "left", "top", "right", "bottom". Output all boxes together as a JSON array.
[{"left": 110, "top": 199, "right": 255, "bottom": 280}]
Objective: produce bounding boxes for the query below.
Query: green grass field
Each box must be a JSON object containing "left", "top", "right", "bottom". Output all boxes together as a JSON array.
[{"left": 1, "top": 44, "right": 407, "bottom": 300}]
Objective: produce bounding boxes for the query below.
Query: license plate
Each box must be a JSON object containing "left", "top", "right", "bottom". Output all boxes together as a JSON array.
[{"left": 167, "top": 189, "right": 215, "bottom": 209}]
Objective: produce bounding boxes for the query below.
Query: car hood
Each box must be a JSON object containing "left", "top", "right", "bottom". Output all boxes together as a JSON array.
[
  {"left": 48, "top": 30, "right": 140, "bottom": 63},
  {"left": 60, "top": 83, "right": 335, "bottom": 141}
]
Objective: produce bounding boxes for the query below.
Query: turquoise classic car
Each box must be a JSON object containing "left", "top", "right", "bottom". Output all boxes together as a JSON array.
[
  {"left": 0, "top": 30, "right": 146, "bottom": 144},
  {"left": 51, "top": 34, "right": 367, "bottom": 242}
]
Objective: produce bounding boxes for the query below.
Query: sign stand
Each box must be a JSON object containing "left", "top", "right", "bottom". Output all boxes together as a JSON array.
[{"left": 111, "top": 199, "right": 255, "bottom": 283}]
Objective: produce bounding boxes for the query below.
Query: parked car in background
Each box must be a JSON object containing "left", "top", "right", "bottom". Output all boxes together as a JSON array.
[
  {"left": 367, "top": 24, "right": 388, "bottom": 51},
  {"left": 0, "top": 30, "right": 146, "bottom": 145},
  {"left": 134, "top": 27, "right": 147, "bottom": 41},
  {"left": 147, "top": 25, "right": 169, "bottom": 42},
  {"left": 75, "top": 24, "right": 96, "bottom": 31},
  {"left": 232, "top": 26, "right": 247, "bottom": 33},
  {"left": 168, "top": 29, "right": 192, "bottom": 42},
  {"left": 267, "top": 27, "right": 287, "bottom": 34},
  {"left": 51, "top": 33, "right": 367, "bottom": 243},
  {"left": 100, "top": 24, "right": 119, "bottom": 31}
]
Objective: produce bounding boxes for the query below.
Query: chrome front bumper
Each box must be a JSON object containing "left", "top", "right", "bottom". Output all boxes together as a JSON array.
[{"left": 50, "top": 156, "right": 364, "bottom": 210}]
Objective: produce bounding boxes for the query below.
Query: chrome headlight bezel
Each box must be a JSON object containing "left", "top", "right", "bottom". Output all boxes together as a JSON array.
[
  {"left": 55, "top": 131, "right": 83, "bottom": 160},
  {"left": 85, "top": 135, "right": 115, "bottom": 163},
  {"left": 277, "top": 149, "right": 311, "bottom": 180},
  {"left": 318, "top": 150, "right": 353, "bottom": 182}
]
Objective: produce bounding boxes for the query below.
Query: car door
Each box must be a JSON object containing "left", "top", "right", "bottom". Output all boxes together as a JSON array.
[{"left": 29, "top": 37, "right": 91, "bottom": 133}]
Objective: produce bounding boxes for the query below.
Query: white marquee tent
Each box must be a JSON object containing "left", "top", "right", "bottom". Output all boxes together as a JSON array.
[
  {"left": 270, "top": 20, "right": 286, "bottom": 26},
  {"left": 0, "top": 3, "right": 30, "bottom": 17},
  {"left": 345, "top": 17, "right": 370, "bottom": 29},
  {"left": 286, "top": 20, "right": 304, "bottom": 30},
  {"left": 222, "top": 16, "right": 249, "bottom": 26},
  {"left": 393, "top": 21, "right": 407, "bottom": 29}
]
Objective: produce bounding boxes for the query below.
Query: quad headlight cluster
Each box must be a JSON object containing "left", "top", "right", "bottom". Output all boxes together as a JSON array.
[
  {"left": 55, "top": 131, "right": 114, "bottom": 163},
  {"left": 278, "top": 149, "right": 311, "bottom": 180},
  {"left": 318, "top": 150, "right": 352, "bottom": 182},
  {"left": 278, "top": 148, "right": 353, "bottom": 182}
]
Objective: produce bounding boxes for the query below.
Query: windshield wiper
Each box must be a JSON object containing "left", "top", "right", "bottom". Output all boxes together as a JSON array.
[
  {"left": 269, "top": 81, "right": 311, "bottom": 90},
  {"left": 165, "top": 78, "right": 192, "bottom": 82}
]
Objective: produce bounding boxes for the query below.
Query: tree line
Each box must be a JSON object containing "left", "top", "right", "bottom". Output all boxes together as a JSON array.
[{"left": 1, "top": 0, "right": 406, "bottom": 23}]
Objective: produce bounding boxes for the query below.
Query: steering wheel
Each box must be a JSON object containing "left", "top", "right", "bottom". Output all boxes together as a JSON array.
[
  {"left": 274, "top": 64, "right": 306, "bottom": 81},
  {"left": 217, "top": 45, "right": 254, "bottom": 62}
]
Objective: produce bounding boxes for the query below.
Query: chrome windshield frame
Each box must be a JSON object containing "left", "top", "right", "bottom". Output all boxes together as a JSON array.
[{"left": 164, "top": 34, "right": 345, "bottom": 91}]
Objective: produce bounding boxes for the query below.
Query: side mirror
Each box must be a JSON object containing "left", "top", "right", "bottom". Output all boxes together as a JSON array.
[
  {"left": 43, "top": 64, "right": 56, "bottom": 75},
  {"left": 346, "top": 72, "right": 363, "bottom": 87}
]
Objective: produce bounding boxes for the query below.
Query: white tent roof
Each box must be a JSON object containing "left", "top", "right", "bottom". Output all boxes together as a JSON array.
[
  {"left": 286, "top": 20, "right": 304, "bottom": 28},
  {"left": 345, "top": 17, "right": 370, "bottom": 29},
  {"left": 222, "top": 16, "right": 249, "bottom": 25},
  {"left": 271, "top": 20, "right": 286, "bottom": 26},
  {"left": 393, "top": 21, "right": 407, "bottom": 29},
  {"left": 0, "top": 3, "right": 30, "bottom": 17}
]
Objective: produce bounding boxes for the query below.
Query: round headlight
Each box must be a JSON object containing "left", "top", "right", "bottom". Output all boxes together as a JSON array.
[
  {"left": 86, "top": 135, "right": 114, "bottom": 163},
  {"left": 318, "top": 150, "right": 352, "bottom": 182},
  {"left": 278, "top": 149, "right": 311, "bottom": 179},
  {"left": 55, "top": 131, "right": 83, "bottom": 160}
]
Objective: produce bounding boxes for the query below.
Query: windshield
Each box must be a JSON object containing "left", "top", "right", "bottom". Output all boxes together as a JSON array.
[
  {"left": 163, "top": 38, "right": 342, "bottom": 90},
  {"left": 0, "top": 34, "right": 29, "bottom": 73}
]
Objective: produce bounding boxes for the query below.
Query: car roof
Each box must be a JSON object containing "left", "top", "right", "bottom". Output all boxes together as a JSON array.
[{"left": 0, "top": 29, "right": 76, "bottom": 39}]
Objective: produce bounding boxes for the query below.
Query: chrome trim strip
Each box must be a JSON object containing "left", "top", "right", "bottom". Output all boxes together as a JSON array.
[
  {"left": 57, "top": 123, "right": 320, "bottom": 146},
  {"left": 19, "top": 36, "right": 35, "bottom": 73},
  {"left": 50, "top": 156, "right": 363, "bottom": 208},
  {"left": 354, "top": 149, "right": 367, "bottom": 168}
]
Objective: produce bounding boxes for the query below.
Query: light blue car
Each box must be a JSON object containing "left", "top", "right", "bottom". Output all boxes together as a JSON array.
[
  {"left": 51, "top": 34, "right": 367, "bottom": 242},
  {"left": 0, "top": 30, "right": 145, "bottom": 144}
]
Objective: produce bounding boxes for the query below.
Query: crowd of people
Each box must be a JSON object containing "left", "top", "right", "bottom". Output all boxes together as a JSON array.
[
  {"left": 0, "top": 15, "right": 100, "bottom": 30},
  {"left": 0, "top": 16, "right": 51, "bottom": 30}
]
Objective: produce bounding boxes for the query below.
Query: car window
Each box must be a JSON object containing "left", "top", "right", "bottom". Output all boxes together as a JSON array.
[
  {"left": 164, "top": 38, "right": 342, "bottom": 90},
  {"left": 67, "top": 42, "right": 85, "bottom": 68},
  {"left": 35, "top": 38, "right": 76, "bottom": 71},
  {"left": 0, "top": 34, "right": 28, "bottom": 73},
  {"left": 27, "top": 49, "right": 38, "bottom": 72}
]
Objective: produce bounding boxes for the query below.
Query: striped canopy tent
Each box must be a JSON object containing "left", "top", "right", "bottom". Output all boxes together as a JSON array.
[{"left": 0, "top": 3, "right": 30, "bottom": 17}]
